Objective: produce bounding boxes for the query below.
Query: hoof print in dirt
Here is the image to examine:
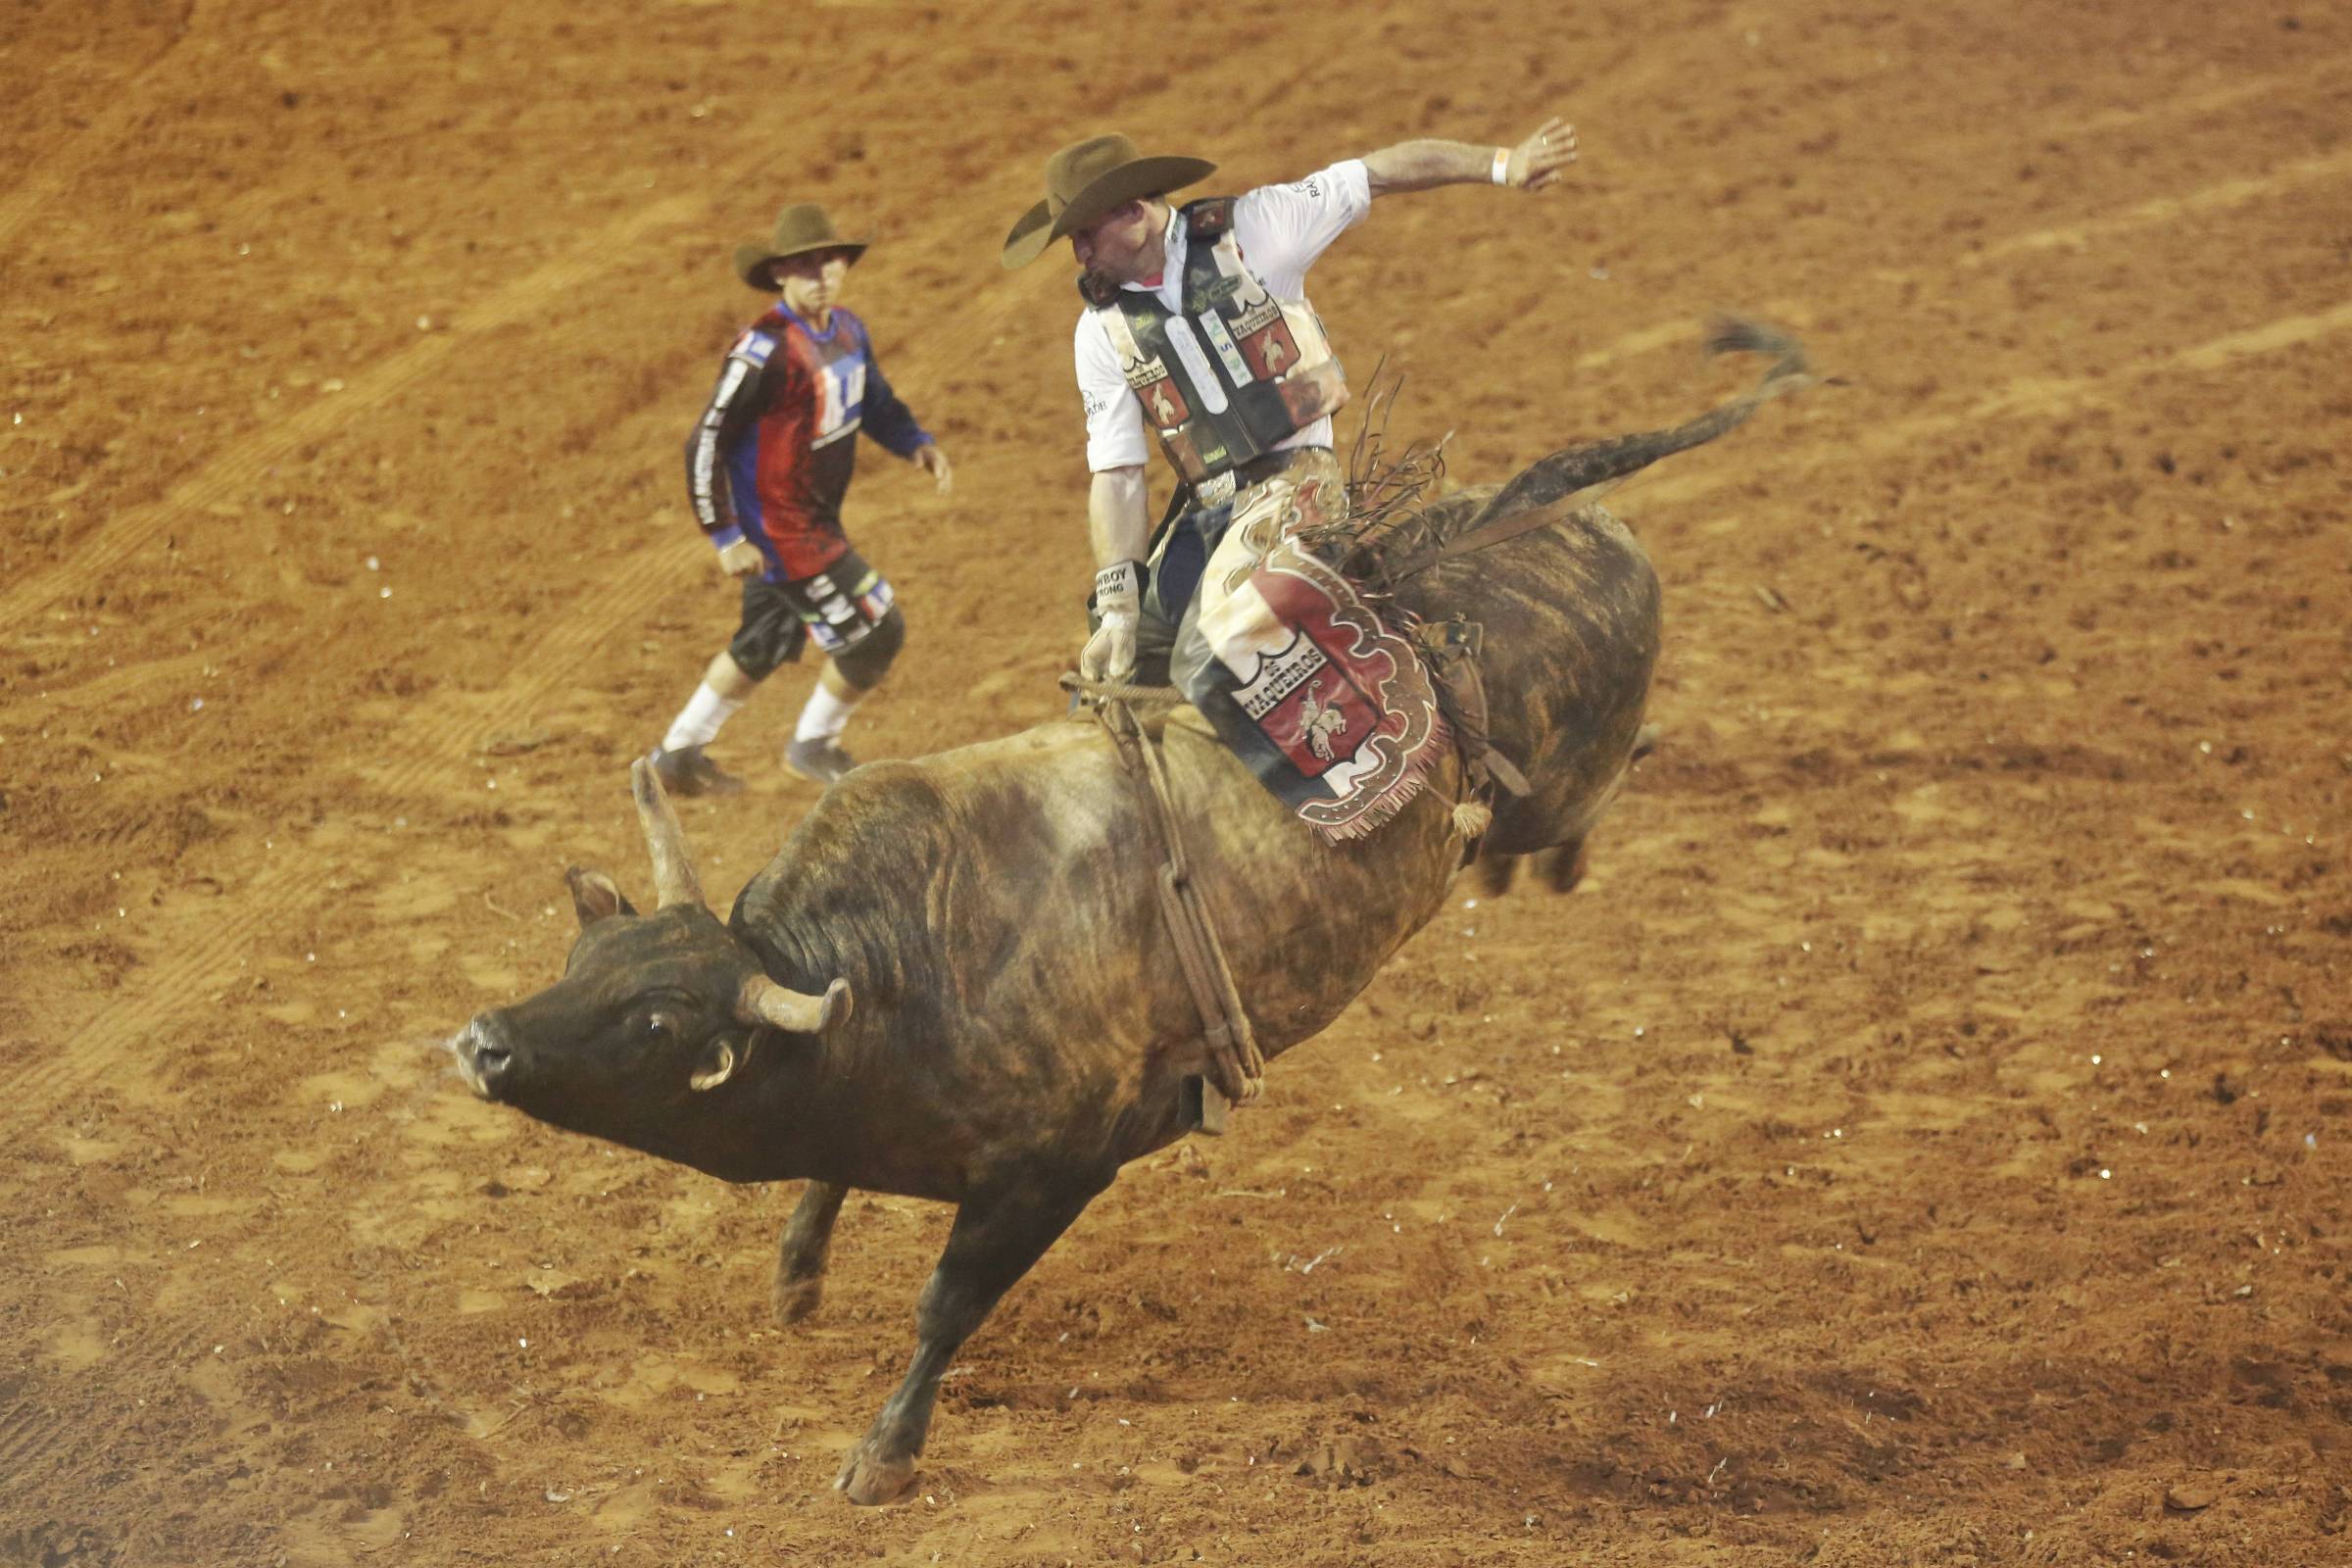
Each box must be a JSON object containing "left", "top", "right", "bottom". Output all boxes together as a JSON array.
[{"left": 1282, "top": 1436, "right": 1390, "bottom": 1488}]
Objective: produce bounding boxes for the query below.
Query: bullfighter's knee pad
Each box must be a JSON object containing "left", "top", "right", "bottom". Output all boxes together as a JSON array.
[{"left": 833, "top": 605, "right": 905, "bottom": 691}]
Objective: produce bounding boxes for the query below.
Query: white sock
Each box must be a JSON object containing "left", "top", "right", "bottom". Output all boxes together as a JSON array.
[
  {"left": 794, "top": 684, "right": 858, "bottom": 743},
  {"left": 662, "top": 684, "right": 743, "bottom": 752}
]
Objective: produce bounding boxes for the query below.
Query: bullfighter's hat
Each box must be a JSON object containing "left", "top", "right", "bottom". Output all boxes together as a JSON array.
[{"left": 734, "top": 203, "right": 871, "bottom": 290}]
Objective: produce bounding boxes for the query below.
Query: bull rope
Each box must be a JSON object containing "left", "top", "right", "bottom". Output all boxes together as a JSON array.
[{"left": 1059, "top": 675, "right": 1264, "bottom": 1118}]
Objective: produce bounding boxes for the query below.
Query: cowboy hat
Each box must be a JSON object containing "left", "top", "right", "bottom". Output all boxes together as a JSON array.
[
  {"left": 733, "top": 204, "right": 870, "bottom": 290},
  {"left": 1001, "top": 134, "right": 1215, "bottom": 269}
]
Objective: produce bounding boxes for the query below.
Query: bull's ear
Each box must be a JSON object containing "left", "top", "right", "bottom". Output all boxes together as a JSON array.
[
  {"left": 688, "top": 1039, "right": 739, "bottom": 1093},
  {"left": 564, "top": 866, "right": 636, "bottom": 929}
]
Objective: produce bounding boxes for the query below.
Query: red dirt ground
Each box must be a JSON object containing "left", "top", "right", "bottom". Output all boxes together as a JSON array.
[{"left": 3, "top": 1, "right": 2348, "bottom": 1563}]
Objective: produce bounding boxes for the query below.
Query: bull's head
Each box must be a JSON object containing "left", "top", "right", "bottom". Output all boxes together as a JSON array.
[{"left": 450, "top": 760, "right": 849, "bottom": 1165}]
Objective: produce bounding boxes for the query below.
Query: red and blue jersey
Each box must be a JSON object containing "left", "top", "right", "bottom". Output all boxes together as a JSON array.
[{"left": 683, "top": 303, "right": 932, "bottom": 580}]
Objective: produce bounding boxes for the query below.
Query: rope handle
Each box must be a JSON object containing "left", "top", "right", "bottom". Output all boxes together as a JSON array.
[{"left": 1058, "top": 671, "right": 1179, "bottom": 706}]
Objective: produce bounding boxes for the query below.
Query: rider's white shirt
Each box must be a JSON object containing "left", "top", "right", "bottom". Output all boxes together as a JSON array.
[{"left": 1076, "top": 158, "right": 1371, "bottom": 474}]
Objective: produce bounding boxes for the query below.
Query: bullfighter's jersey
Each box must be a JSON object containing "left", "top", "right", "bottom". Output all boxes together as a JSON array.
[
  {"left": 683, "top": 303, "right": 932, "bottom": 580},
  {"left": 1075, "top": 159, "right": 1371, "bottom": 474}
]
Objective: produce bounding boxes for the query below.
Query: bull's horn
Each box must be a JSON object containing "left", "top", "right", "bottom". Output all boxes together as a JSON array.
[
  {"left": 630, "top": 758, "right": 706, "bottom": 910},
  {"left": 738, "top": 973, "right": 852, "bottom": 1034}
]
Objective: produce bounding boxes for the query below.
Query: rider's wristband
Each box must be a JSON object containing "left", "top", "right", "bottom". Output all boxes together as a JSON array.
[
  {"left": 1490, "top": 146, "right": 1512, "bottom": 186},
  {"left": 1093, "top": 560, "right": 1144, "bottom": 607}
]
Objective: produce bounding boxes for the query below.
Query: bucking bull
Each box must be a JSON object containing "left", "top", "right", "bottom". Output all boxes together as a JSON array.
[{"left": 450, "top": 322, "right": 1816, "bottom": 1502}]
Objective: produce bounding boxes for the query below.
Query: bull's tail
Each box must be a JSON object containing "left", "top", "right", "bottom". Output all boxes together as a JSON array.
[{"left": 1458, "top": 317, "right": 1821, "bottom": 531}]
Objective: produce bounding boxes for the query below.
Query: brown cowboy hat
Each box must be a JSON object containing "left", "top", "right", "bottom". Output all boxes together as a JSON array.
[
  {"left": 733, "top": 203, "right": 870, "bottom": 290},
  {"left": 1001, "top": 134, "right": 1215, "bottom": 269}
]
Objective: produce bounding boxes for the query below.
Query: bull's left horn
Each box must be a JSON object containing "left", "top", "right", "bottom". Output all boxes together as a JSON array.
[
  {"left": 739, "top": 974, "right": 852, "bottom": 1034},
  {"left": 630, "top": 758, "right": 707, "bottom": 910}
]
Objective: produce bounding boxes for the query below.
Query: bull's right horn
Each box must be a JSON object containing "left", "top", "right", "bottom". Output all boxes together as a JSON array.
[
  {"left": 739, "top": 974, "right": 852, "bottom": 1034},
  {"left": 630, "top": 758, "right": 707, "bottom": 910}
]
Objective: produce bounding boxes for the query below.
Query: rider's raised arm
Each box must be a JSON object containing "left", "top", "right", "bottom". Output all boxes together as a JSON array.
[{"left": 1361, "top": 117, "right": 1579, "bottom": 196}]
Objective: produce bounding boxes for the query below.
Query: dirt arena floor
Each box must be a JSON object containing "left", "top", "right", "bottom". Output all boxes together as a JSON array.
[{"left": 4, "top": 0, "right": 2348, "bottom": 1562}]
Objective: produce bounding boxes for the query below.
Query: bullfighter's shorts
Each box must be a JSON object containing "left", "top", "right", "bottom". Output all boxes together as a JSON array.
[{"left": 728, "top": 548, "right": 897, "bottom": 681}]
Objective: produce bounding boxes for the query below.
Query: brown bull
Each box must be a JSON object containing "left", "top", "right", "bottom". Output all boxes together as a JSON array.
[{"left": 449, "top": 321, "right": 1814, "bottom": 1502}]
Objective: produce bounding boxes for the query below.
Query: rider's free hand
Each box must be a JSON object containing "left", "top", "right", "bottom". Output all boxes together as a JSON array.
[{"left": 1508, "top": 116, "right": 1579, "bottom": 191}]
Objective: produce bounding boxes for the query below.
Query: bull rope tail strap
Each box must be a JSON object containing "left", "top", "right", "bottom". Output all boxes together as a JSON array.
[{"left": 1061, "top": 675, "right": 1264, "bottom": 1109}]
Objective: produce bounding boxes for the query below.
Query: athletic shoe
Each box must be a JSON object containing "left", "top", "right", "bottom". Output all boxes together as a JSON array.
[
  {"left": 648, "top": 744, "right": 745, "bottom": 798},
  {"left": 784, "top": 736, "right": 857, "bottom": 786}
]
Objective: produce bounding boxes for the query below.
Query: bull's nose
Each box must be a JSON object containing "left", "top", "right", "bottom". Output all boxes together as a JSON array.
[{"left": 457, "top": 1016, "right": 514, "bottom": 1098}]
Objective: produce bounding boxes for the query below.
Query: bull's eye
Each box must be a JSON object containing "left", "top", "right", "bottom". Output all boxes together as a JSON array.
[{"left": 645, "top": 1011, "right": 678, "bottom": 1040}]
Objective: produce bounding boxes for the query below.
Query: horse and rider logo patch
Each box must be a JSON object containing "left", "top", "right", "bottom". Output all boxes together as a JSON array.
[
  {"left": 1143, "top": 375, "right": 1191, "bottom": 430},
  {"left": 1239, "top": 319, "right": 1300, "bottom": 380},
  {"left": 1180, "top": 453, "right": 1450, "bottom": 841},
  {"left": 1217, "top": 544, "right": 1446, "bottom": 836},
  {"left": 1114, "top": 342, "right": 1192, "bottom": 431},
  {"left": 1234, "top": 629, "right": 1379, "bottom": 779}
]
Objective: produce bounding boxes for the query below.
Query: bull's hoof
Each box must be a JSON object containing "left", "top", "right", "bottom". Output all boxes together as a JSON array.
[
  {"left": 1473, "top": 854, "right": 1517, "bottom": 899},
  {"left": 834, "top": 1441, "right": 917, "bottom": 1505},
  {"left": 773, "top": 1275, "right": 824, "bottom": 1325}
]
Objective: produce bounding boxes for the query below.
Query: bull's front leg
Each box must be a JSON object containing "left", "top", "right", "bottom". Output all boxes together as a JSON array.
[
  {"left": 774, "top": 1180, "right": 849, "bottom": 1325},
  {"left": 834, "top": 1173, "right": 1105, "bottom": 1504}
]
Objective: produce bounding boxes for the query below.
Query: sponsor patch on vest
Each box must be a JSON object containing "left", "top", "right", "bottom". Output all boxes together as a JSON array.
[
  {"left": 1230, "top": 293, "right": 1284, "bottom": 339},
  {"left": 1116, "top": 347, "right": 1171, "bottom": 391},
  {"left": 1240, "top": 319, "right": 1301, "bottom": 380},
  {"left": 1197, "top": 311, "right": 1253, "bottom": 385},
  {"left": 1140, "top": 374, "right": 1191, "bottom": 431},
  {"left": 1160, "top": 318, "right": 1230, "bottom": 414}
]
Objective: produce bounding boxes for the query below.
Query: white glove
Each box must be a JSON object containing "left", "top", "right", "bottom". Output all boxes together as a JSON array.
[{"left": 1080, "top": 560, "right": 1144, "bottom": 684}]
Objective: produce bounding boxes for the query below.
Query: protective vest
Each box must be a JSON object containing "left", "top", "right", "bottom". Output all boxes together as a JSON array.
[{"left": 1087, "top": 199, "right": 1348, "bottom": 494}]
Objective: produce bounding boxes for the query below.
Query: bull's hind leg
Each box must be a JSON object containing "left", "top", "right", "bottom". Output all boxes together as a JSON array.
[
  {"left": 1535, "top": 838, "right": 1592, "bottom": 894},
  {"left": 774, "top": 1180, "right": 849, "bottom": 1326},
  {"left": 835, "top": 1172, "right": 1106, "bottom": 1505},
  {"left": 1528, "top": 721, "right": 1654, "bottom": 895},
  {"left": 1471, "top": 723, "right": 1658, "bottom": 897}
]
